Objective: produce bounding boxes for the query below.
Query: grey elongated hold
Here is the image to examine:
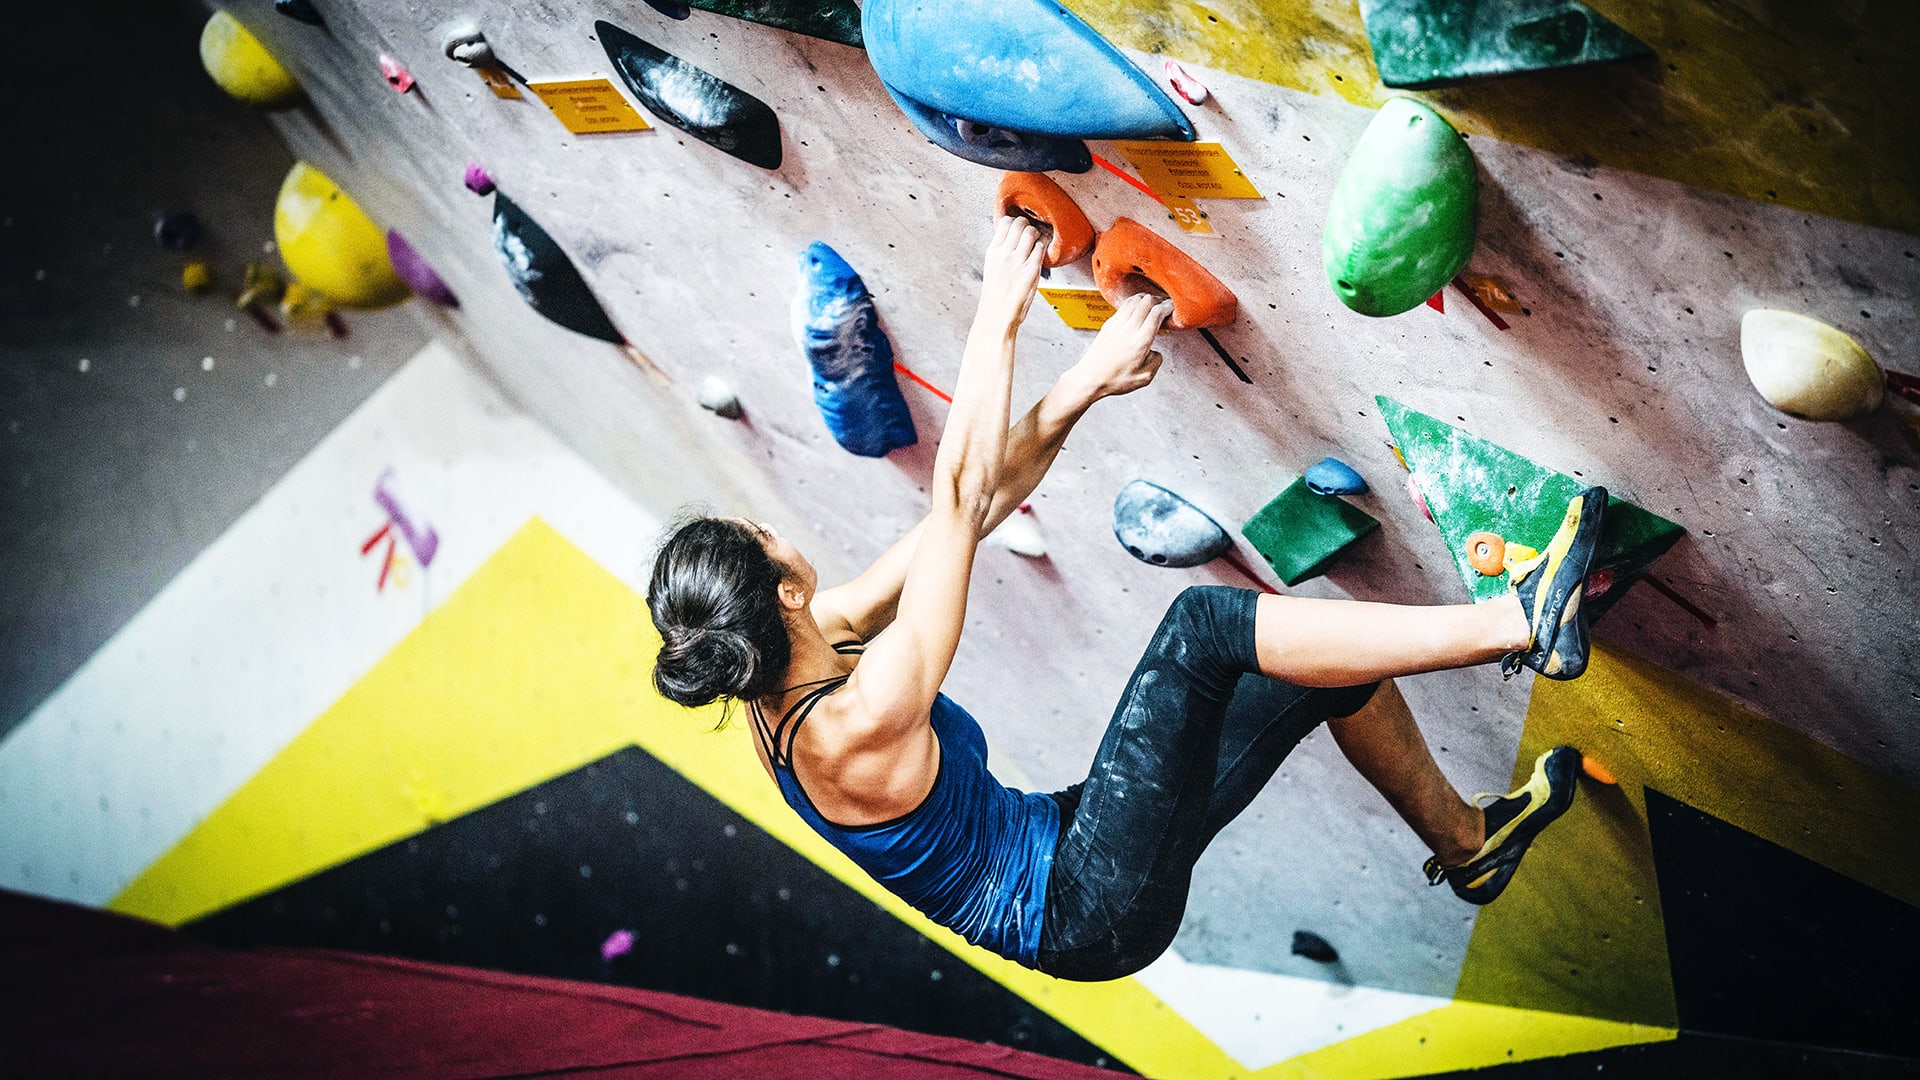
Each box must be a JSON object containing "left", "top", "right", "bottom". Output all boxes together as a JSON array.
[
  {"left": 442, "top": 21, "right": 496, "bottom": 66},
  {"left": 1113, "top": 480, "right": 1231, "bottom": 568}
]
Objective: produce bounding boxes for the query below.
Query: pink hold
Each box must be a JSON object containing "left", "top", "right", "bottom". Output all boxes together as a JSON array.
[
  {"left": 380, "top": 53, "right": 415, "bottom": 93},
  {"left": 600, "top": 929, "right": 635, "bottom": 961},
  {"left": 464, "top": 162, "right": 496, "bottom": 196},
  {"left": 1584, "top": 567, "right": 1615, "bottom": 600},
  {"left": 1164, "top": 58, "right": 1210, "bottom": 106},
  {"left": 1406, "top": 473, "right": 1432, "bottom": 522}
]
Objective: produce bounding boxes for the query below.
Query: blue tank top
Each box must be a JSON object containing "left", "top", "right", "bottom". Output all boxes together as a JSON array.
[{"left": 755, "top": 654, "right": 1060, "bottom": 966}]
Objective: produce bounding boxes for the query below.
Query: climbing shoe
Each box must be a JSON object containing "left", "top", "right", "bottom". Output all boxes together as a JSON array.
[
  {"left": 1501, "top": 487, "right": 1606, "bottom": 681},
  {"left": 1423, "top": 745, "right": 1581, "bottom": 905}
]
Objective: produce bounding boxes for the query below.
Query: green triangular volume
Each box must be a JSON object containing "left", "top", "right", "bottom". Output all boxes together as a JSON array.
[
  {"left": 1358, "top": 0, "right": 1652, "bottom": 90},
  {"left": 1376, "top": 396, "right": 1682, "bottom": 605}
]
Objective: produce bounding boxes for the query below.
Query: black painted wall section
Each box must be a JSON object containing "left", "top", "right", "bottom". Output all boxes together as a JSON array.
[
  {"left": 186, "top": 747, "right": 1128, "bottom": 1072},
  {"left": 1646, "top": 787, "right": 1920, "bottom": 1061}
]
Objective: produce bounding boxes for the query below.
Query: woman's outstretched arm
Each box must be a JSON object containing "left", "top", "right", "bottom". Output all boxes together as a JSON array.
[
  {"left": 814, "top": 293, "right": 1172, "bottom": 642},
  {"left": 842, "top": 218, "right": 1043, "bottom": 725}
]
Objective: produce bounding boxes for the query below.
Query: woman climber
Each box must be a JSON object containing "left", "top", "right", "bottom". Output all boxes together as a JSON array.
[{"left": 646, "top": 217, "right": 1604, "bottom": 981}]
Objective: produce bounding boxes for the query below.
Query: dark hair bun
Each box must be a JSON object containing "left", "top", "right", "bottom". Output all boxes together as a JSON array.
[{"left": 647, "top": 516, "right": 792, "bottom": 708}]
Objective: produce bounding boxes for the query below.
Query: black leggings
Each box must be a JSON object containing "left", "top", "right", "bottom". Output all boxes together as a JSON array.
[{"left": 1035, "top": 586, "right": 1378, "bottom": 982}]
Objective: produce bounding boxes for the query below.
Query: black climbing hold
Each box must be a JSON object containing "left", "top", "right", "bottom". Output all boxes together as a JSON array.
[
  {"left": 1291, "top": 930, "right": 1339, "bottom": 963},
  {"left": 644, "top": 0, "right": 693, "bottom": 19},
  {"left": 684, "top": 0, "right": 862, "bottom": 47},
  {"left": 881, "top": 81, "right": 1091, "bottom": 174},
  {"left": 597, "top": 20, "right": 784, "bottom": 170},
  {"left": 1112, "top": 480, "right": 1231, "bottom": 569},
  {"left": 153, "top": 211, "right": 201, "bottom": 252},
  {"left": 490, "top": 193, "right": 623, "bottom": 344},
  {"left": 274, "top": 0, "right": 326, "bottom": 27}
]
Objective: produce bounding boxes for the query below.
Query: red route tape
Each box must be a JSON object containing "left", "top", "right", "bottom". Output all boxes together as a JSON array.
[
  {"left": 1451, "top": 275, "right": 1510, "bottom": 331},
  {"left": 1090, "top": 152, "right": 1166, "bottom": 205},
  {"left": 1639, "top": 574, "right": 1717, "bottom": 631},
  {"left": 894, "top": 361, "right": 953, "bottom": 404}
]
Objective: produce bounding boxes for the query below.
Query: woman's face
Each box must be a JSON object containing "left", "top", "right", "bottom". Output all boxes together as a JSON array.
[{"left": 738, "top": 518, "right": 816, "bottom": 597}]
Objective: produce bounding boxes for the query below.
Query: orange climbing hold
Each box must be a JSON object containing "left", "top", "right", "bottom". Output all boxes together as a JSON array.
[
  {"left": 1091, "top": 217, "right": 1238, "bottom": 331},
  {"left": 1465, "top": 530, "right": 1506, "bottom": 576},
  {"left": 995, "top": 172, "right": 1095, "bottom": 268},
  {"left": 1581, "top": 755, "right": 1618, "bottom": 785}
]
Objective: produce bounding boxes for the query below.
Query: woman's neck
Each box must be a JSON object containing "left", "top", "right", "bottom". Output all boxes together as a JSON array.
[{"left": 773, "top": 616, "right": 853, "bottom": 699}]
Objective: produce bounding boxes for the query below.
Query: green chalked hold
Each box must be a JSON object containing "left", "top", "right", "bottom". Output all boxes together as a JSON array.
[
  {"left": 1323, "top": 98, "right": 1477, "bottom": 318},
  {"left": 1241, "top": 478, "right": 1380, "bottom": 586},
  {"left": 1358, "top": 0, "right": 1652, "bottom": 90}
]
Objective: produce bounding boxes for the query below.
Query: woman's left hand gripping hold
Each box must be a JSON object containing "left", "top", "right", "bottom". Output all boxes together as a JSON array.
[{"left": 975, "top": 215, "right": 1046, "bottom": 334}]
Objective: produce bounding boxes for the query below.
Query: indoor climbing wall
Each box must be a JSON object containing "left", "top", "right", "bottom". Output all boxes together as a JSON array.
[{"left": 2, "top": 0, "right": 1916, "bottom": 1076}]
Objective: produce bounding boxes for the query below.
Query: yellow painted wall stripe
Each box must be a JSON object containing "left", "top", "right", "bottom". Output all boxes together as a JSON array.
[
  {"left": 1456, "top": 642, "right": 1920, "bottom": 1026},
  {"left": 1065, "top": 0, "right": 1920, "bottom": 235},
  {"left": 110, "top": 519, "right": 1235, "bottom": 1079},
  {"left": 1257, "top": 1001, "right": 1673, "bottom": 1079}
]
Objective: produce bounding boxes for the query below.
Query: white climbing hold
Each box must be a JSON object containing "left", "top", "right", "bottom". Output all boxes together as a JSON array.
[
  {"left": 1741, "top": 309, "right": 1883, "bottom": 422},
  {"left": 696, "top": 376, "right": 744, "bottom": 419},
  {"left": 1164, "top": 58, "right": 1210, "bottom": 106},
  {"left": 985, "top": 508, "right": 1047, "bottom": 558}
]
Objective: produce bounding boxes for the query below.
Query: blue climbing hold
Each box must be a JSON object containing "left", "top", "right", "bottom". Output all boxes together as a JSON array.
[
  {"left": 863, "top": 0, "right": 1194, "bottom": 142},
  {"left": 1112, "top": 480, "right": 1232, "bottom": 568},
  {"left": 792, "top": 243, "right": 918, "bottom": 458},
  {"left": 491, "top": 194, "right": 623, "bottom": 344},
  {"left": 1305, "top": 456, "right": 1369, "bottom": 496},
  {"left": 882, "top": 81, "right": 1092, "bottom": 174}
]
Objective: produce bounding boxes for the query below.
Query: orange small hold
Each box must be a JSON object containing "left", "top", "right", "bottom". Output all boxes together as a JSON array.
[
  {"left": 1465, "top": 531, "right": 1506, "bottom": 576},
  {"left": 996, "top": 172, "right": 1096, "bottom": 267},
  {"left": 1581, "top": 755, "right": 1618, "bottom": 785},
  {"left": 1091, "top": 217, "right": 1238, "bottom": 331}
]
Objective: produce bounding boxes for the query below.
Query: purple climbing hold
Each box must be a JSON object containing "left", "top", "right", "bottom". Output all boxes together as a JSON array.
[
  {"left": 385, "top": 231, "right": 458, "bottom": 308},
  {"left": 1304, "top": 456, "right": 1368, "bottom": 496},
  {"left": 600, "top": 928, "right": 636, "bottom": 961},
  {"left": 153, "top": 211, "right": 201, "bottom": 252},
  {"left": 464, "top": 162, "right": 496, "bottom": 196}
]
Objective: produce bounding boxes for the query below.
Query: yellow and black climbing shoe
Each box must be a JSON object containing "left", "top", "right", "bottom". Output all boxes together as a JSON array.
[
  {"left": 1423, "top": 745, "right": 1581, "bottom": 905},
  {"left": 1501, "top": 487, "right": 1607, "bottom": 682}
]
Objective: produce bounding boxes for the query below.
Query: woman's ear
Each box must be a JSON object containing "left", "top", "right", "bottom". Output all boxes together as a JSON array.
[{"left": 777, "top": 575, "right": 810, "bottom": 612}]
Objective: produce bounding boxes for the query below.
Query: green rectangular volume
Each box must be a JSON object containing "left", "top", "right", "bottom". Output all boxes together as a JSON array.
[
  {"left": 1242, "top": 478, "right": 1381, "bottom": 586},
  {"left": 1377, "top": 396, "right": 1684, "bottom": 605}
]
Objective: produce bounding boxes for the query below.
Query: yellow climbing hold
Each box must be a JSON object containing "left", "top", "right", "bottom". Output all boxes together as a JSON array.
[
  {"left": 1741, "top": 309, "right": 1884, "bottom": 422},
  {"left": 273, "top": 162, "right": 410, "bottom": 309},
  {"left": 199, "top": 11, "right": 302, "bottom": 109},
  {"left": 181, "top": 262, "right": 215, "bottom": 294}
]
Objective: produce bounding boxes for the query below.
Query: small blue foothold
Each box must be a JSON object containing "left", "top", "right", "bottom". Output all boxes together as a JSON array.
[
  {"left": 1113, "top": 480, "right": 1232, "bottom": 568},
  {"left": 792, "top": 243, "right": 918, "bottom": 458},
  {"left": 1305, "top": 456, "right": 1368, "bottom": 496}
]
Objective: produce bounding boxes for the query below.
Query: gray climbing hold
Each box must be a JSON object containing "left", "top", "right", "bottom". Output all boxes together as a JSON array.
[
  {"left": 1304, "top": 456, "right": 1368, "bottom": 495},
  {"left": 985, "top": 510, "right": 1047, "bottom": 558},
  {"left": 441, "top": 21, "right": 496, "bottom": 67},
  {"left": 1112, "top": 480, "right": 1231, "bottom": 568},
  {"left": 696, "top": 376, "right": 743, "bottom": 419}
]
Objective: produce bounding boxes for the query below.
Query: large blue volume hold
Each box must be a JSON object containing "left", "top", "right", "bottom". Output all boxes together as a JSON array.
[
  {"left": 863, "top": 0, "right": 1194, "bottom": 142},
  {"left": 882, "top": 81, "right": 1092, "bottom": 174},
  {"left": 792, "top": 243, "right": 918, "bottom": 458}
]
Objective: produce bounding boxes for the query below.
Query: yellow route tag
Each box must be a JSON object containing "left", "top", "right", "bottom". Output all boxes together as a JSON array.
[
  {"left": 527, "top": 77, "right": 651, "bottom": 133},
  {"left": 1163, "top": 195, "right": 1214, "bottom": 235},
  {"left": 478, "top": 64, "right": 523, "bottom": 100},
  {"left": 1039, "top": 288, "right": 1115, "bottom": 330},
  {"left": 1112, "top": 140, "right": 1261, "bottom": 200}
]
